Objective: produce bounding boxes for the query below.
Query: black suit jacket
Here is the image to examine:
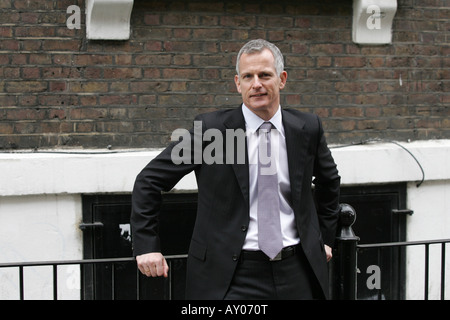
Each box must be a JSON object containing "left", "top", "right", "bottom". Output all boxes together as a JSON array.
[{"left": 131, "top": 106, "right": 340, "bottom": 299}]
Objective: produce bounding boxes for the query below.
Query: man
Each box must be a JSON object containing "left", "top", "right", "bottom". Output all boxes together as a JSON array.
[{"left": 131, "top": 39, "right": 340, "bottom": 299}]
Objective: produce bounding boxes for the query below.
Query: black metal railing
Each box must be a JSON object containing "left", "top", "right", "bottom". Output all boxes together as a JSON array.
[
  {"left": 357, "top": 239, "right": 448, "bottom": 300},
  {"left": 0, "top": 255, "right": 187, "bottom": 300},
  {"left": 331, "top": 203, "right": 450, "bottom": 300},
  {"left": 0, "top": 204, "right": 448, "bottom": 300}
]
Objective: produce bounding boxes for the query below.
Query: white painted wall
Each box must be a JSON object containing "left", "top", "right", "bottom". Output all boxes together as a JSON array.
[
  {"left": 0, "top": 194, "right": 82, "bottom": 299},
  {"left": 405, "top": 180, "right": 450, "bottom": 299},
  {"left": 0, "top": 139, "right": 449, "bottom": 299}
]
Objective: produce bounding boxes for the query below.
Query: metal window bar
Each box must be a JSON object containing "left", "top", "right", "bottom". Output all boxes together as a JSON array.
[
  {"left": 441, "top": 243, "right": 446, "bottom": 300},
  {"left": 136, "top": 266, "right": 140, "bottom": 300},
  {"left": 19, "top": 265, "right": 24, "bottom": 300},
  {"left": 357, "top": 239, "right": 450, "bottom": 300},
  {"left": 53, "top": 265, "right": 58, "bottom": 300},
  {"left": 0, "top": 255, "right": 187, "bottom": 300},
  {"left": 425, "top": 243, "right": 429, "bottom": 300}
]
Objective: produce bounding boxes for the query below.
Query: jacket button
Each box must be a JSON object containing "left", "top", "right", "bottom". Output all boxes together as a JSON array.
[
  {"left": 241, "top": 225, "right": 247, "bottom": 232},
  {"left": 232, "top": 255, "right": 238, "bottom": 261}
]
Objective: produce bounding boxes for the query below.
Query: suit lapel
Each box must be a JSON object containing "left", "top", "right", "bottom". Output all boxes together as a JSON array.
[
  {"left": 282, "top": 109, "right": 308, "bottom": 211},
  {"left": 223, "top": 106, "right": 250, "bottom": 211}
]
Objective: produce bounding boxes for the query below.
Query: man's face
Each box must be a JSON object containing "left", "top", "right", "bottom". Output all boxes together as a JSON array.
[{"left": 234, "top": 49, "right": 287, "bottom": 120}]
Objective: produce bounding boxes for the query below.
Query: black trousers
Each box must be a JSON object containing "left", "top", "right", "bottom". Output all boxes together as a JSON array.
[{"left": 224, "top": 245, "right": 323, "bottom": 300}]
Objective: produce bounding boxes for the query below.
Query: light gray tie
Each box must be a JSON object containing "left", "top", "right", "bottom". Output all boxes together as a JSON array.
[{"left": 257, "top": 122, "right": 283, "bottom": 259}]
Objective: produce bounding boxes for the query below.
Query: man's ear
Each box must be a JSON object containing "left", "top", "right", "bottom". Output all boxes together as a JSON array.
[
  {"left": 279, "top": 71, "right": 287, "bottom": 90},
  {"left": 234, "top": 74, "right": 242, "bottom": 93}
]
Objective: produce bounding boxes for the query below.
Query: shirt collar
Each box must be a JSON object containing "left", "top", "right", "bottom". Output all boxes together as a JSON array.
[{"left": 242, "top": 104, "right": 284, "bottom": 135}]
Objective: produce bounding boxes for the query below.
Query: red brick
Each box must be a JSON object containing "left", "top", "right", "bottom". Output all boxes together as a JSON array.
[
  {"left": 75, "top": 122, "right": 95, "bottom": 133},
  {"left": 0, "top": 123, "right": 14, "bottom": 134},
  {"left": 130, "top": 81, "right": 170, "bottom": 93},
  {"left": 13, "top": 0, "right": 53, "bottom": 10},
  {"left": 135, "top": 54, "right": 171, "bottom": 66},
  {"left": 38, "top": 94, "right": 77, "bottom": 107},
  {"left": 309, "top": 44, "right": 343, "bottom": 55},
  {"left": 98, "top": 95, "right": 137, "bottom": 106},
  {"left": 336, "top": 82, "right": 361, "bottom": 93},
  {"left": 0, "top": 39, "right": 19, "bottom": 50},
  {"left": 162, "top": 68, "right": 201, "bottom": 80},
  {"left": 220, "top": 15, "right": 256, "bottom": 27},
  {"left": 6, "top": 108, "right": 46, "bottom": 121},
  {"left": 334, "top": 57, "right": 366, "bottom": 68},
  {"left": 42, "top": 40, "right": 81, "bottom": 51},
  {"left": 49, "top": 81, "right": 66, "bottom": 92},
  {"left": 69, "top": 82, "right": 108, "bottom": 93},
  {"left": 144, "top": 14, "right": 160, "bottom": 26},
  {"left": 22, "top": 67, "right": 40, "bottom": 79},
  {"left": 357, "top": 120, "right": 388, "bottom": 130},
  {"left": 29, "top": 54, "right": 52, "bottom": 65},
  {"left": 74, "top": 55, "right": 113, "bottom": 66},
  {"left": 332, "top": 107, "right": 364, "bottom": 118},
  {"left": 103, "top": 68, "right": 142, "bottom": 79},
  {"left": 48, "top": 108, "right": 66, "bottom": 120},
  {"left": 70, "top": 108, "right": 107, "bottom": 120},
  {"left": 163, "top": 14, "right": 199, "bottom": 26},
  {"left": 6, "top": 81, "right": 47, "bottom": 93}
]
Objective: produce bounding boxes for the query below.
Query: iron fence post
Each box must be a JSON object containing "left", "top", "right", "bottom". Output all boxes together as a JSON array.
[{"left": 330, "top": 203, "right": 359, "bottom": 300}]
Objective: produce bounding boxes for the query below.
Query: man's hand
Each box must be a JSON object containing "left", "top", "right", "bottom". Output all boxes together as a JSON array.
[
  {"left": 136, "top": 252, "right": 169, "bottom": 278},
  {"left": 324, "top": 245, "right": 333, "bottom": 262}
]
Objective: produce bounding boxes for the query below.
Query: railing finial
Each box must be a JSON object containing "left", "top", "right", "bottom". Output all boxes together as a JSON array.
[{"left": 338, "top": 203, "right": 358, "bottom": 239}]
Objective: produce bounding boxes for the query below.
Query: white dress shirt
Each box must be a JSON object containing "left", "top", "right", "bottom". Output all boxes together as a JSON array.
[{"left": 241, "top": 104, "right": 300, "bottom": 251}]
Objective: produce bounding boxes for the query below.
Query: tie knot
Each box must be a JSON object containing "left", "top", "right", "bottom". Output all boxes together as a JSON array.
[{"left": 259, "top": 122, "right": 272, "bottom": 132}]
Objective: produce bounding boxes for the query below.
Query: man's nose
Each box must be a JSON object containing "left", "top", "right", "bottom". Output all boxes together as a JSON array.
[{"left": 252, "top": 76, "right": 262, "bottom": 89}]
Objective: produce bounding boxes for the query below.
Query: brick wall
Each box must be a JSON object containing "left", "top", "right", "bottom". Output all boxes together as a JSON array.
[{"left": 0, "top": 0, "right": 448, "bottom": 149}]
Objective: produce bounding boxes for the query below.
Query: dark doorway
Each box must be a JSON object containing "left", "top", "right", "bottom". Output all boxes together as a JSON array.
[
  {"left": 80, "top": 193, "right": 197, "bottom": 300},
  {"left": 339, "top": 183, "right": 408, "bottom": 300}
]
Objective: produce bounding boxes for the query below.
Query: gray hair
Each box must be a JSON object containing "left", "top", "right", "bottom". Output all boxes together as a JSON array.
[{"left": 236, "top": 39, "right": 285, "bottom": 76}]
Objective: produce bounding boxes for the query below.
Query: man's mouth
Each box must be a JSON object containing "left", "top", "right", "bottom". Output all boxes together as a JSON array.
[{"left": 250, "top": 93, "right": 267, "bottom": 98}]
